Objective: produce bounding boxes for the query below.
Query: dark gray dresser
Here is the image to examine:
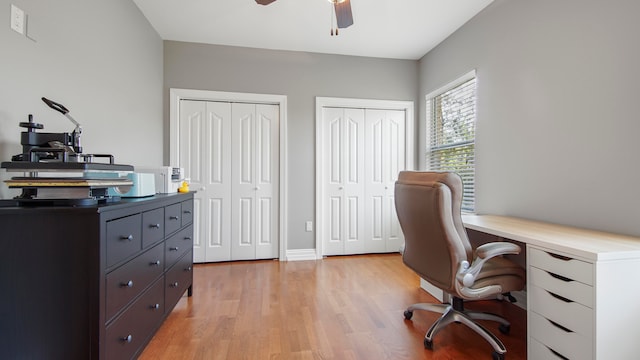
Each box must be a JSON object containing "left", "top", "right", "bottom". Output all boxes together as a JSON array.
[{"left": 0, "top": 192, "right": 194, "bottom": 359}]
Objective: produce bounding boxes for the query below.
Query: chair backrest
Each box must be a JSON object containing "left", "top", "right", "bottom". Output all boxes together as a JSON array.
[{"left": 395, "top": 171, "right": 473, "bottom": 293}]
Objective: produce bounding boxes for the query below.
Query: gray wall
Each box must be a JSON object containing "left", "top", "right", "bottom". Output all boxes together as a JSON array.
[
  {"left": 419, "top": 0, "right": 640, "bottom": 237},
  {"left": 164, "top": 41, "right": 418, "bottom": 249},
  {"left": 0, "top": 0, "right": 163, "bottom": 199}
]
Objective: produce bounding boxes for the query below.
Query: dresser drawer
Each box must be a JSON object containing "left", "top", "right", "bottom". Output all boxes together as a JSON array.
[
  {"left": 106, "top": 214, "right": 142, "bottom": 267},
  {"left": 165, "top": 250, "right": 193, "bottom": 311},
  {"left": 165, "top": 225, "right": 193, "bottom": 270},
  {"left": 529, "top": 284, "right": 593, "bottom": 338},
  {"left": 529, "top": 266, "right": 593, "bottom": 308},
  {"left": 165, "top": 203, "right": 182, "bottom": 235},
  {"left": 105, "top": 278, "right": 164, "bottom": 360},
  {"left": 530, "top": 311, "right": 592, "bottom": 359},
  {"left": 142, "top": 207, "right": 164, "bottom": 248},
  {"left": 106, "top": 242, "right": 164, "bottom": 321},
  {"left": 181, "top": 199, "right": 194, "bottom": 226},
  {"left": 528, "top": 247, "right": 593, "bottom": 285}
]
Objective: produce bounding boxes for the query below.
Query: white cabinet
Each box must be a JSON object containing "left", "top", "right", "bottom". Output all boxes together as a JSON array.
[{"left": 527, "top": 247, "right": 593, "bottom": 359}]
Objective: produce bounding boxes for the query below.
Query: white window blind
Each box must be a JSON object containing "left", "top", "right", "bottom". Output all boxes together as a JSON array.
[{"left": 426, "top": 72, "right": 476, "bottom": 212}]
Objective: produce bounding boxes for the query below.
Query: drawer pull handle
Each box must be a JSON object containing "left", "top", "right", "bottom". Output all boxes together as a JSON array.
[
  {"left": 122, "top": 335, "right": 133, "bottom": 343},
  {"left": 547, "top": 252, "right": 573, "bottom": 261},
  {"left": 185, "top": 266, "right": 192, "bottom": 272},
  {"left": 170, "top": 216, "right": 179, "bottom": 221},
  {"left": 120, "top": 234, "right": 133, "bottom": 241},
  {"left": 184, "top": 236, "right": 192, "bottom": 241},
  {"left": 548, "top": 347, "right": 569, "bottom": 360},
  {"left": 150, "top": 223, "right": 161, "bottom": 229},
  {"left": 548, "top": 271, "right": 573, "bottom": 282},
  {"left": 184, "top": 210, "right": 192, "bottom": 214},
  {"left": 150, "top": 260, "right": 161, "bottom": 266},
  {"left": 151, "top": 303, "right": 160, "bottom": 310},
  {"left": 121, "top": 280, "right": 134, "bottom": 288},
  {"left": 170, "top": 247, "right": 179, "bottom": 251},
  {"left": 170, "top": 282, "right": 179, "bottom": 288},
  {"left": 547, "top": 290, "right": 572, "bottom": 303},
  {"left": 547, "top": 319, "right": 573, "bottom": 333}
]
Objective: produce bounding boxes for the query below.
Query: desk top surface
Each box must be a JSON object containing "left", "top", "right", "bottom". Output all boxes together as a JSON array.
[{"left": 462, "top": 214, "right": 640, "bottom": 261}]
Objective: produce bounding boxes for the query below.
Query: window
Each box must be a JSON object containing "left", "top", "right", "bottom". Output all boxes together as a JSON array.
[{"left": 426, "top": 71, "right": 476, "bottom": 212}]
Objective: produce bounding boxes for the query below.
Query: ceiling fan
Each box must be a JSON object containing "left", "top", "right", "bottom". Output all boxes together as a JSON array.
[{"left": 255, "top": 0, "right": 354, "bottom": 35}]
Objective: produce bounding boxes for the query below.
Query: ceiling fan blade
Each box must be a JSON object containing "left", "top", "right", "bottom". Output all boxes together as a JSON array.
[
  {"left": 335, "top": 0, "right": 354, "bottom": 29},
  {"left": 255, "top": 0, "right": 277, "bottom": 5}
]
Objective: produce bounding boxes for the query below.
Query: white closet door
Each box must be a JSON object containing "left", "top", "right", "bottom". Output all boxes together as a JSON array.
[
  {"left": 364, "top": 109, "right": 406, "bottom": 253},
  {"left": 322, "top": 107, "right": 365, "bottom": 256},
  {"left": 180, "top": 100, "right": 232, "bottom": 263},
  {"left": 231, "top": 103, "right": 279, "bottom": 261}
]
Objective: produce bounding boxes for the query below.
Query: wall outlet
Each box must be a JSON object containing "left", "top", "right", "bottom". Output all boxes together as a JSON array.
[
  {"left": 10, "top": 4, "right": 25, "bottom": 35},
  {"left": 305, "top": 221, "right": 313, "bottom": 232}
]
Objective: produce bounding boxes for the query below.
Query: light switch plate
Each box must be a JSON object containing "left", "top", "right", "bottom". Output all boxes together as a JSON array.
[
  {"left": 10, "top": 4, "right": 25, "bottom": 35},
  {"left": 305, "top": 221, "right": 313, "bottom": 232}
]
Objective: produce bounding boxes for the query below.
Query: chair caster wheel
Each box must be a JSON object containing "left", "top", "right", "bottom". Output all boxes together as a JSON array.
[
  {"left": 492, "top": 351, "right": 505, "bottom": 360},
  {"left": 424, "top": 338, "right": 433, "bottom": 350},
  {"left": 403, "top": 310, "right": 413, "bottom": 320},
  {"left": 498, "top": 323, "right": 510, "bottom": 334}
]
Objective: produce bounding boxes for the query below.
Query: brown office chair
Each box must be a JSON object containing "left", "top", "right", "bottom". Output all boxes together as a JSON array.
[{"left": 394, "top": 171, "right": 525, "bottom": 360}]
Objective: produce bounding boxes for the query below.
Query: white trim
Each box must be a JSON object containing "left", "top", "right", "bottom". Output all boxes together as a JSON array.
[
  {"left": 425, "top": 69, "right": 476, "bottom": 100},
  {"left": 314, "top": 97, "right": 415, "bottom": 259},
  {"left": 169, "top": 88, "right": 288, "bottom": 261},
  {"left": 285, "top": 249, "right": 318, "bottom": 262}
]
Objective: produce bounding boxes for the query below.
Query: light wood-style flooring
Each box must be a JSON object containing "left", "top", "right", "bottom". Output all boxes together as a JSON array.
[{"left": 139, "top": 254, "right": 526, "bottom": 360}]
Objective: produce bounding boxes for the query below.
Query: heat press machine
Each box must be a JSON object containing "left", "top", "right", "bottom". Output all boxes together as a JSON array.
[{"left": 1, "top": 97, "right": 134, "bottom": 205}]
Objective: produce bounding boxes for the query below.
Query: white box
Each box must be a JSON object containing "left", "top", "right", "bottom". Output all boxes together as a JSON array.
[{"left": 135, "top": 166, "right": 184, "bottom": 194}]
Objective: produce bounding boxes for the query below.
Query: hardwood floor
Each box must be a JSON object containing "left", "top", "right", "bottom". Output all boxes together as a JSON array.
[{"left": 139, "top": 254, "right": 526, "bottom": 360}]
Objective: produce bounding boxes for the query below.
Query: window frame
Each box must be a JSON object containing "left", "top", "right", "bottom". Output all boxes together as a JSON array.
[{"left": 425, "top": 70, "right": 477, "bottom": 213}]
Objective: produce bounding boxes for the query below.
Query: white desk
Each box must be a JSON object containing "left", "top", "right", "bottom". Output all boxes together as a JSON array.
[{"left": 462, "top": 214, "right": 640, "bottom": 360}]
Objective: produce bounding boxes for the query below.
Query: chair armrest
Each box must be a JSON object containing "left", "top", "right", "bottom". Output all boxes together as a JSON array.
[{"left": 456, "top": 242, "right": 521, "bottom": 293}]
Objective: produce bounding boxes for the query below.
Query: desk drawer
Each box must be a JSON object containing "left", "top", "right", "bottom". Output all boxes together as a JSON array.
[
  {"left": 142, "top": 207, "right": 164, "bottom": 248},
  {"left": 106, "top": 243, "right": 164, "bottom": 322},
  {"left": 106, "top": 214, "right": 142, "bottom": 268},
  {"left": 105, "top": 278, "right": 164, "bottom": 360},
  {"left": 529, "top": 266, "right": 593, "bottom": 308},
  {"left": 530, "top": 311, "right": 592, "bottom": 359},
  {"left": 529, "top": 284, "right": 593, "bottom": 338},
  {"left": 528, "top": 247, "right": 593, "bottom": 285}
]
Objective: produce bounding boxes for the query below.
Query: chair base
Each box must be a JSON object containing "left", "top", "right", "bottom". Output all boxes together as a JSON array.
[{"left": 404, "top": 297, "right": 509, "bottom": 357}]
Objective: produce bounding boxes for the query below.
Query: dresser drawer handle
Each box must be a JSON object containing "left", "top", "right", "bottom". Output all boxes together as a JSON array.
[
  {"left": 150, "top": 260, "right": 161, "bottom": 266},
  {"left": 120, "top": 234, "right": 133, "bottom": 241},
  {"left": 547, "top": 290, "right": 572, "bottom": 303},
  {"left": 183, "top": 210, "right": 192, "bottom": 214},
  {"left": 121, "top": 280, "right": 134, "bottom": 288},
  {"left": 170, "top": 282, "right": 179, "bottom": 288},
  {"left": 547, "top": 318, "right": 573, "bottom": 333},
  {"left": 548, "top": 271, "right": 573, "bottom": 282},
  {"left": 169, "top": 216, "right": 179, "bottom": 221},
  {"left": 151, "top": 303, "right": 160, "bottom": 310},
  {"left": 150, "top": 223, "right": 161, "bottom": 229},
  {"left": 170, "top": 247, "right": 179, "bottom": 251},
  {"left": 548, "top": 252, "right": 573, "bottom": 261},
  {"left": 122, "top": 335, "right": 133, "bottom": 343},
  {"left": 185, "top": 266, "right": 192, "bottom": 272},
  {"left": 183, "top": 236, "right": 192, "bottom": 241}
]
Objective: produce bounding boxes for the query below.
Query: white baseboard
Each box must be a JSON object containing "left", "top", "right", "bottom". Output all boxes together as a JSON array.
[{"left": 285, "top": 249, "right": 318, "bottom": 261}]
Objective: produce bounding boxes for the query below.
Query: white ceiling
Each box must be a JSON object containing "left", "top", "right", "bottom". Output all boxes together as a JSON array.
[{"left": 133, "top": 0, "right": 493, "bottom": 60}]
